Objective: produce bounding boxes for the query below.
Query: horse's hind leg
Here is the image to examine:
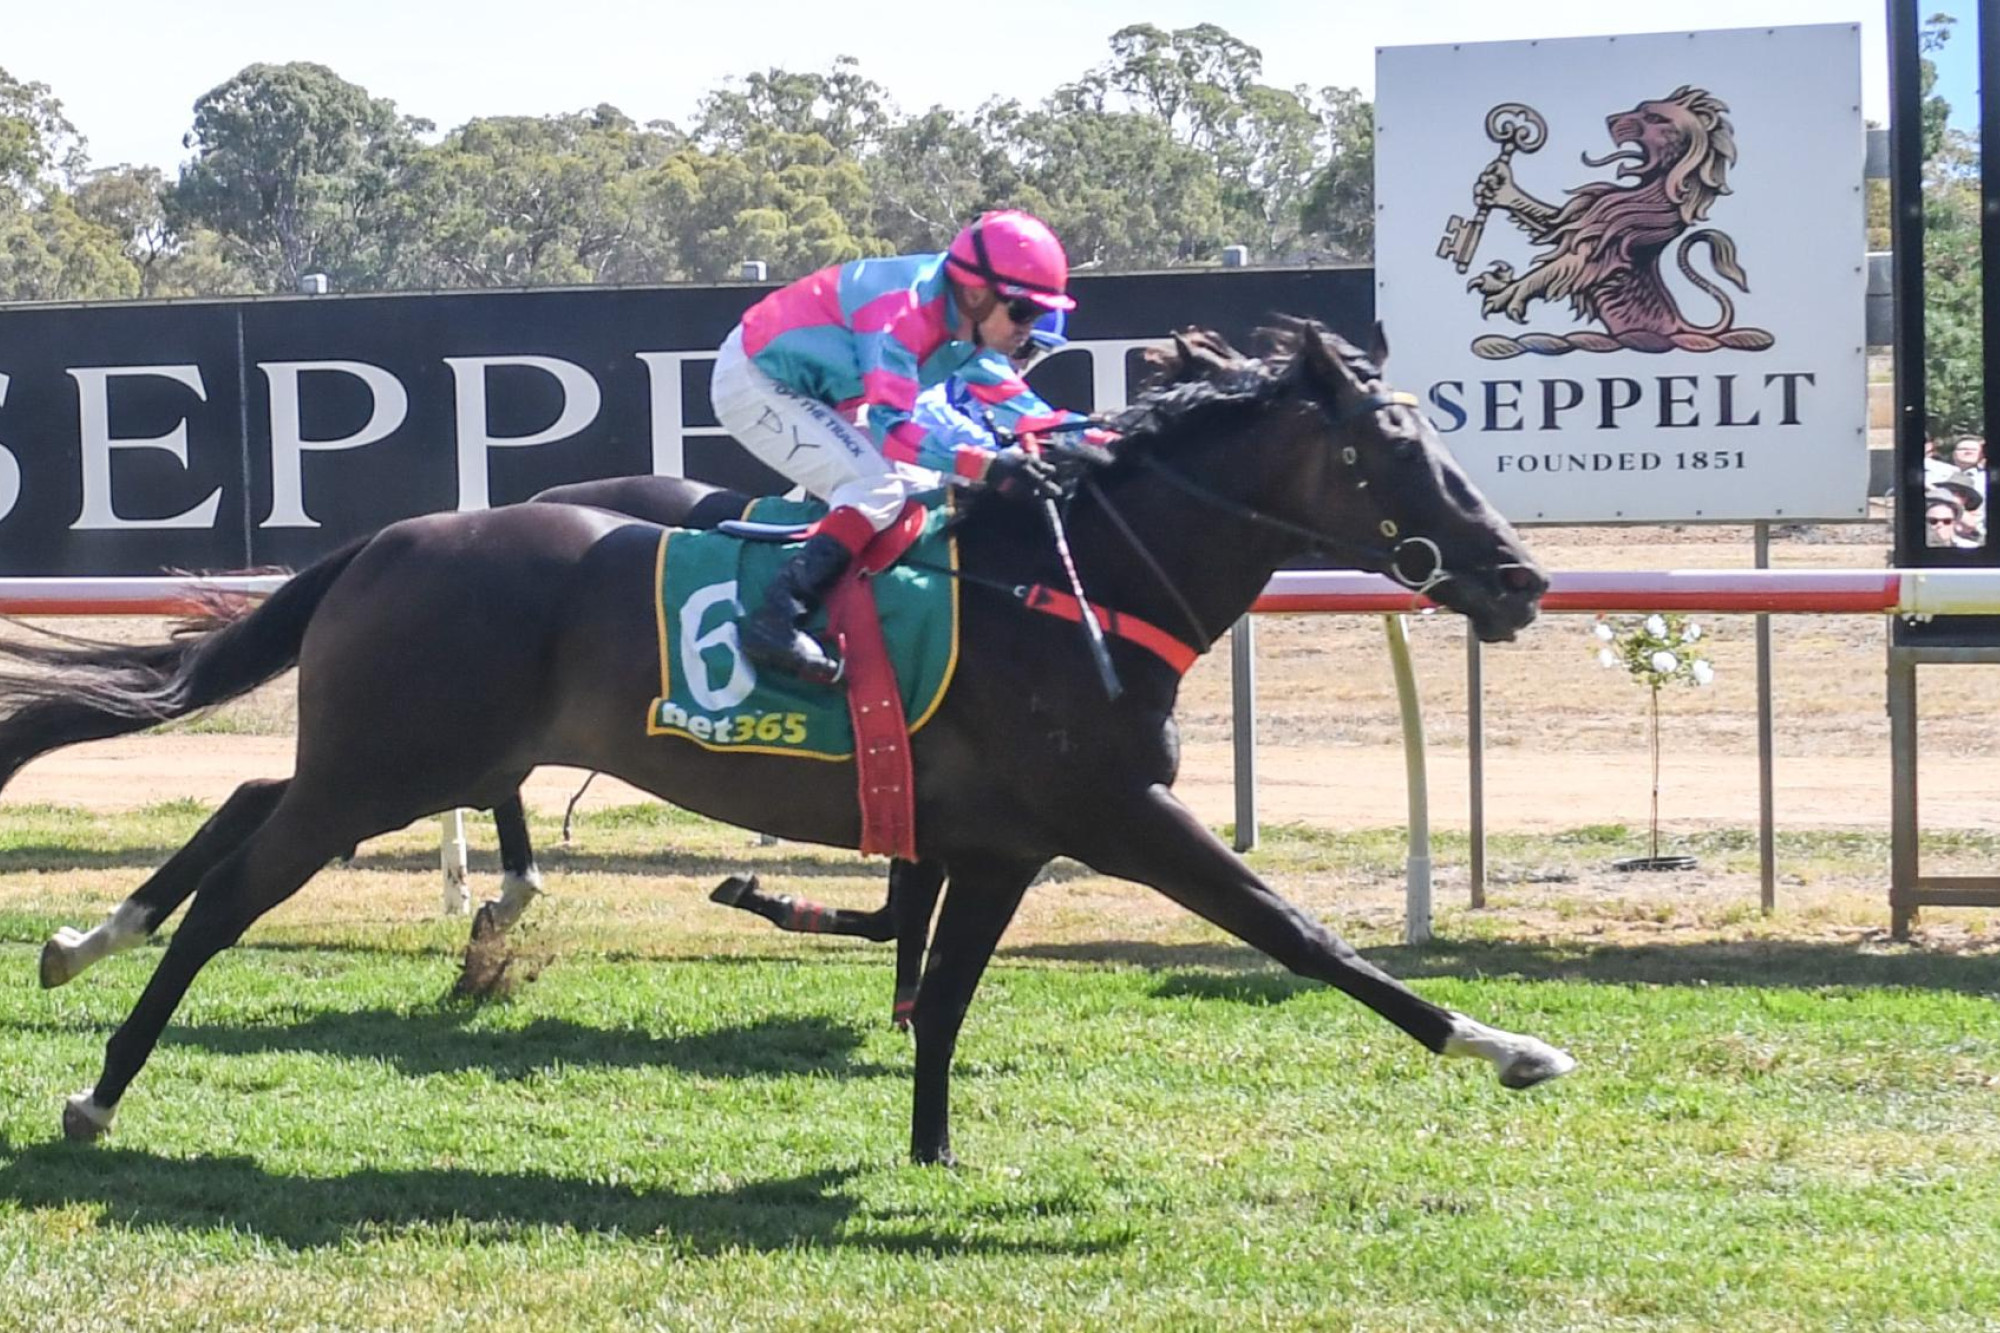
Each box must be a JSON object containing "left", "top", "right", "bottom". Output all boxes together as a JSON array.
[
  {"left": 473, "top": 791, "right": 542, "bottom": 939},
  {"left": 62, "top": 786, "right": 356, "bottom": 1141},
  {"left": 40, "top": 779, "right": 288, "bottom": 989}
]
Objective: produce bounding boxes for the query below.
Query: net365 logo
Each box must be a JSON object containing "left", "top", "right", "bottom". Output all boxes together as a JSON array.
[{"left": 1436, "top": 88, "right": 1774, "bottom": 360}]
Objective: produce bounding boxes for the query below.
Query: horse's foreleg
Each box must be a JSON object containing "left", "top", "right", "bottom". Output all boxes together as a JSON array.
[
  {"left": 891, "top": 859, "right": 946, "bottom": 1029},
  {"left": 41, "top": 779, "right": 288, "bottom": 989},
  {"left": 1077, "top": 784, "right": 1576, "bottom": 1089},
  {"left": 708, "top": 874, "right": 897, "bottom": 941},
  {"left": 909, "top": 858, "right": 1039, "bottom": 1166},
  {"left": 474, "top": 792, "right": 542, "bottom": 938}
]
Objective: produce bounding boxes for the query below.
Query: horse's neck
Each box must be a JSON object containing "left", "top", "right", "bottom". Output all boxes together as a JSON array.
[{"left": 1066, "top": 463, "right": 1301, "bottom": 655}]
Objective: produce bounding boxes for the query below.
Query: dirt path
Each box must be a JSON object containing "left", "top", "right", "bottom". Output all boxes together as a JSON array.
[{"left": 9, "top": 731, "right": 1992, "bottom": 833}]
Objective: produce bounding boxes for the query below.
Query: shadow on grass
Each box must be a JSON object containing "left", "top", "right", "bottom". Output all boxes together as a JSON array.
[
  {"left": 167, "top": 1010, "right": 900, "bottom": 1082},
  {"left": 0, "top": 845, "right": 893, "bottom": 880},
  {"left": 1009, "top": 936, "right": 2000, "bottom": 1000},
  {"left": 0, "top": 843, "right": 1108, "bottom": 886},
  {"left": 0, "top": 1145, "right": 1120, "bottom": 1255}
]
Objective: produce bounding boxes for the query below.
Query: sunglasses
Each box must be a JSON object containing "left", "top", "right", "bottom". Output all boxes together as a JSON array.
[{"left": 1002, "top": 296, "right": 1043, "bottom": 325}]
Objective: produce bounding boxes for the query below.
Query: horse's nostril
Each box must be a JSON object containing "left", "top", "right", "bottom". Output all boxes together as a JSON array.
[{"left": 1499, "top": 565, "right": 1544, "bottom": 594}]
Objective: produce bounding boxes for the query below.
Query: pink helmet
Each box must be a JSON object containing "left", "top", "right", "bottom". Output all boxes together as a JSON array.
[{"left": 945, "top": 210, "right": 1077, "bottom": 312}]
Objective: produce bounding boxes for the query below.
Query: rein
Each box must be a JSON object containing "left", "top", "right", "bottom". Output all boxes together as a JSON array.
[
  {"left": 928, "top": 385, "right": 1459, "bottom": 675},
  {"left": 1080, "top": 389, "right": 1450, "bottom": 647}
]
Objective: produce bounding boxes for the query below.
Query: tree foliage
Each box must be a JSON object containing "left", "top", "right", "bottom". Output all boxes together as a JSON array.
[
  {"left": 0, "top": 26, "right": 1387, "bottom": 303},
  {"left": 169, "top": 62, "right": 429, "bottom": 292},
  {"left": 1915, "top": 13, "right": 1983, "bottom": 436}
]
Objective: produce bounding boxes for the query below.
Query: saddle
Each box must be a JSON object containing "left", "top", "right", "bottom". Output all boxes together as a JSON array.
[{"left": 647, "top": 495, "right": 957, "bottom": 860}]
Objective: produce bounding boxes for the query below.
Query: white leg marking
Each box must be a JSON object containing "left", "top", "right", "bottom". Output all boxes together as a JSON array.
[
  {"left": 62, "top": 1088, "right": 116, "bottom": 1141},
  {"left": 41, "top": 899, "right": 152, "bottom": 988},
  {"left": 480, "top": 867, "right": 544, "bottom": 932},
  {"left": 1442, "top": 1013, "right": 1578, "bottom": 1089}
]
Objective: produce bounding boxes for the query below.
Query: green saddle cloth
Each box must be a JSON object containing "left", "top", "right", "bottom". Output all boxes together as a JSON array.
[{"left": 646, "top": 494, "right": 959, "bottom": 760}]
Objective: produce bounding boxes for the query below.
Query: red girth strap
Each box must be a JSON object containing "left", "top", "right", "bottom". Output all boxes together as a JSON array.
[{"left": 1018, "top": 585, "right": 1199, "bottom": 675}]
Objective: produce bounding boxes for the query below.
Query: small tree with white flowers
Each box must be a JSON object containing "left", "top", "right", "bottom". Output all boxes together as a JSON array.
[{"left": 1590, "top": 613, "right": 1716, "bottom": 865}]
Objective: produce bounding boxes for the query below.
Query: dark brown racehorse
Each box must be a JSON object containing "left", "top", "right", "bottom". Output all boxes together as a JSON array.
[
  {"left": 461, "top": 329, "right": 1265, "bottom": 1019},
  {"left": 5, "top": 320, "right": 1574, "bottom": 1164}
]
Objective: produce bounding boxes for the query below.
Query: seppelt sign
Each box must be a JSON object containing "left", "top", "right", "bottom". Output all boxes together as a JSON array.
[
  {"left": 1374, "top": 23, "right": 1868, "bottom": 523},
  {"left": 0, "top": 268, "right": 1370, "bottom": 577}
]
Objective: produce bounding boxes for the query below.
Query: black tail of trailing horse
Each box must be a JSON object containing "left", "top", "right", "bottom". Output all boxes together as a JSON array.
[{"left": 0, "top": 537, "right": 369, "bottom": 794}]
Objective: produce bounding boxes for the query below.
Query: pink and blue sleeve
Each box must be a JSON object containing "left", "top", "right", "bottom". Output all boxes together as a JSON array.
[
  {"left": 953, "top": 357, "right": 1089, "bottom": 438},
  {"left": 852, "top": 294, "right": 975, "bottom": 473}
]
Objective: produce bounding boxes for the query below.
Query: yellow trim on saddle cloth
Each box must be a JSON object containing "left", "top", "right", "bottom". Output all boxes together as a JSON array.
[{"left": 653, "top": 529, "right": 672, "bottom": 703}]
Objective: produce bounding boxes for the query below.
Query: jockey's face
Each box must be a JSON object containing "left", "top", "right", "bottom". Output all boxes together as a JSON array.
[{"left": 955, "top": 282, "right": 1036, "bottom": 356}]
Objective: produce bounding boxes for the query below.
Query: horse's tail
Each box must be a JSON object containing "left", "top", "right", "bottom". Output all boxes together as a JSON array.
[
  {"left": 0, "top": 536, "right": 369, "bottom": 795},
  {"left": 1675, "top": 229, "right": 1749, "bottom": 336}
]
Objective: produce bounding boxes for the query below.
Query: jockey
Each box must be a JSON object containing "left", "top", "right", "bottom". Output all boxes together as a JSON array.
[
  {"left": 710, "top": 210, "right": 1089, "bottom": 684},
  {"left": 910, "top": 308, "right": 1070, "bottom": 456}
]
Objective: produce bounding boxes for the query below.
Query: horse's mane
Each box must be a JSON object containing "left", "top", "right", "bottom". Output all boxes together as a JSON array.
[
  {"left": 1105, "top": 318, "right": 1378, "bottom": 463},
  {"left": 954, "top": 317, "right": 1374, "bottom": 537}
]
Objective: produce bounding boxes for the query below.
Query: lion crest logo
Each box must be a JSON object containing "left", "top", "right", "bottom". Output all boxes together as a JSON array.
[{"left": 1436, "top": 87, "right": 1774, "bottom": 359}]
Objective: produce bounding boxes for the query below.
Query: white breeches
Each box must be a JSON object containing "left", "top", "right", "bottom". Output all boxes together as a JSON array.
[{"left": 710, "top": 328, "right": 932, "bottom": 532}]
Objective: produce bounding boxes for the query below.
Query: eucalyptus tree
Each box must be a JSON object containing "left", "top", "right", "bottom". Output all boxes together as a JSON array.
[{"left": 170, "top": 62, "right": 429, "bottom": 292}]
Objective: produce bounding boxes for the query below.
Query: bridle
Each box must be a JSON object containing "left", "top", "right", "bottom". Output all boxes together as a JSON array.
[{"left": 1078, "top": 388, "right": 1458, "bottom": 651}]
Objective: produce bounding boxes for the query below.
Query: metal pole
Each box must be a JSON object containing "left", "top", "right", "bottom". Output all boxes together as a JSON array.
[
  {"left": 440, "top": 809, "right": 470, "bottom": 915},
  {"left": 1888, "top": 645, "right": 1919, "bottom": 939},
  {"left": 1231, "top": 616, "right": 1259, "bottom": 852},
  {"left": 1983, "top": 0, "right": 1999, "bottom": 503},
  {"left": 1466, "top": 628, "right": 1486, "bottom": 908},
  {"left": 1382, "top": 614, "right": 1432, "bottom": 944},
  {"left": 1755, "top": 523, "right": 1776, "bottom": 913},
  {"left": 1888, "top": 0, "right": 1929, "bottom": 570}
]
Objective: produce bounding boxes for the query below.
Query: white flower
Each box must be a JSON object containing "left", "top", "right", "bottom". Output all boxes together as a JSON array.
[
  {"left": 1692, "top": 659, "right": 1715, "bottom": 685},
  {"left": 1682, "top": 623, "right": 1703, "bottom": 642},
  {"left": 1644, "top": 615, "right": 1668, "bottom": 638},
  {"left": 1650, "top": 650, "right": 1679, "bottom": 674},
  {"left": 1598, "top": 647, "right": 1618, "bottom": 669},
  {"left": 1593, "top": 621, "right": 1615, "bottom": 642}
]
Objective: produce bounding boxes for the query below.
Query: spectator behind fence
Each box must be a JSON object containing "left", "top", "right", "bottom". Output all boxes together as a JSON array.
[
  {"left": 1925, "top": 489, "right": 1965, "bottom": 548},
  {"left": 1924, "top": 482, "right": 1984, "bottom": 548},
  {"left": 1926, "top": 435, "right": 1987, "bottom": 498}
]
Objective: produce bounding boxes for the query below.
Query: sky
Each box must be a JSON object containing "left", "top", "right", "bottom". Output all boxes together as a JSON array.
[{"left": 1, "top": 0, "right": 1982, "bottom": 178}]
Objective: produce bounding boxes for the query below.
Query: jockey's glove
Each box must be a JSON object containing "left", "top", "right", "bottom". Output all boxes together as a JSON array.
[{"left": 981, "top": 445, "right": 1064, "bottom": 502}]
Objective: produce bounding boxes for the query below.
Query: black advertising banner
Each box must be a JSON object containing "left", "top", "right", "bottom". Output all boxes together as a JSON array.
[{"left": 0, "top": 267, "right": 1371, "bottom": 576}]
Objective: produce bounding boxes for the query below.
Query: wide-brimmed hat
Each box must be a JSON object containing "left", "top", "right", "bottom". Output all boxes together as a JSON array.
[{"left": 1933, "top": 479, "right": 1984, "bottom": 513}]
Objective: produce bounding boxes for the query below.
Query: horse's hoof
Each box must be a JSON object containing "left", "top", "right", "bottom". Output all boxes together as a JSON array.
[
  {"left": 39, "top": 932, "right": 83, "bottom": 989},
  {"left": 62, "top": 1092, "right": 113, "bottom": 1142},
  {"left": 911, "top": 1144, "right": 957, "bottom": 1168},
  {"left": 709, "top": 875, "right": 758, "bottom": 907},
  {"left": 1498, "top": 1043, "right": 1578, "bottom": 1090}
]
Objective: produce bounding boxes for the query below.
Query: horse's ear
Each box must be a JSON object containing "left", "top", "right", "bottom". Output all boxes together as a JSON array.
[
  {"left": 1291, "top": 317, "right": 1343, "bottom": 382},
  {"left": 1142, "top": 332, "right": 1192, "bottom": 378},
  {"left": 1369, "top": 321, "right": 1390, "bottom": 369}
]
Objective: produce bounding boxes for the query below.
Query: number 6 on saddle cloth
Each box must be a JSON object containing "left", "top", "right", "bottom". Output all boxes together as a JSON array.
[{"left": 648, "top": 493, "right": 955, "bottom": 860}]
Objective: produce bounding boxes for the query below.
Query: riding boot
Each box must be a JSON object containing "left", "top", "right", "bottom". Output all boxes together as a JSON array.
[{"left": 738, "top": 532, "right": 854, "bottom": 685}]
